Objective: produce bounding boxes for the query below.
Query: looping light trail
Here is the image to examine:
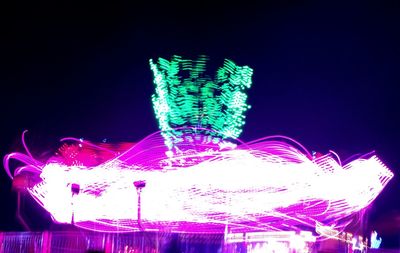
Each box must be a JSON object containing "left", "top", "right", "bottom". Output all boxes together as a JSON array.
[
  {"left": 3, "top": 56, "right": 394, "bottom": 234},
  {"left": 4, "top": 128, "right": 393, "bottom": 233},
  {"left": 150, "top": 56, "right": 253, "bottom": 149}
]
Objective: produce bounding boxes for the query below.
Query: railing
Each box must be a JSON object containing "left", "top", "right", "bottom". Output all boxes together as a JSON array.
[{"left": 0, "top": 231, "right": 223, "bottom": 253}]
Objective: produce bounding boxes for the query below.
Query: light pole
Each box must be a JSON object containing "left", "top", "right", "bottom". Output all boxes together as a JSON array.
[
  {"left": 70, "top": 183, "right": 80, "bottom": 225},
  {"left": 133, "top": 180, "right": 146, "bottom": 231}
]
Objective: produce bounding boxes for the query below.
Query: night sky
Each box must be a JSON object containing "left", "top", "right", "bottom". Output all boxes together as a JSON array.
[{"left": 1, "top": 0, "right": 399, "bottom": 248}]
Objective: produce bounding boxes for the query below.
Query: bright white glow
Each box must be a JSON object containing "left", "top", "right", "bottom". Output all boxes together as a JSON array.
[
  {"left": 229, "top": 231, "right": 314, "bottom": 253},
  {"left": 4, "top": 130, "right": 394, "bottom": 233}
]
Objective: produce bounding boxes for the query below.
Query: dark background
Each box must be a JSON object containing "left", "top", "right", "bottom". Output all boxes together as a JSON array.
[{"left": 1, "top": 0, "right": 399, "bottom": 249}]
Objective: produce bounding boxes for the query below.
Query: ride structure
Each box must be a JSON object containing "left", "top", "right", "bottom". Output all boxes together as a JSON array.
[{"left": 3, "top": 56, "right": 394, "bottom": 252}]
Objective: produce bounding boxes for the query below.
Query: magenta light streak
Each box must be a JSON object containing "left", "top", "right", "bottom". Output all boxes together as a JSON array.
[{"left": 4, "top": 129, "right": 393, "bottom": 233}]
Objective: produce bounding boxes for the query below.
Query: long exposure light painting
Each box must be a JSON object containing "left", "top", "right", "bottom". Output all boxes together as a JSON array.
[{"left": 3, "top": 56, "right": 394, "bottom": 234}]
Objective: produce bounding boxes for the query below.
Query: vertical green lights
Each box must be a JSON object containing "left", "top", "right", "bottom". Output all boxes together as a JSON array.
[{"left": 150, "top": 55, "right": 253, "bottom": 149}]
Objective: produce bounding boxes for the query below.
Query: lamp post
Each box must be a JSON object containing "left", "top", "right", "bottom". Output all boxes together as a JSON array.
[
  {"left": 70, "top": 183, "right": 80, "bottom": 225},
  {"left": 133, "top": 180, "right": 146, "bottom": 231}
]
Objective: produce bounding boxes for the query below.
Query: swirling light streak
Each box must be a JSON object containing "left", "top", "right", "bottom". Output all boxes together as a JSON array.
[
  {"left": 2, "top": 56, "right": 394, "bottom": 235},
  {"left": 150, "top": 56, "right": 253, "bottom": 149},
  {"left": 4, "top": 129, "right": 393, "bottom": 233}
]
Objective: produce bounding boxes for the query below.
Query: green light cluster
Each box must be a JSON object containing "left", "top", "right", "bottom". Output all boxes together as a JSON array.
[{"left": 150, "top": 55, "right": 253, "bottom": 148}]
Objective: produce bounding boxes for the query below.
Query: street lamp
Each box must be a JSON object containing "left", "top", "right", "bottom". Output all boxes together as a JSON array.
[
  {"left": 133, "top": 180, "right": 146, "bottom": 231},
  {"left": 70, "top": 183, "right": 80, "bottom": 225}
]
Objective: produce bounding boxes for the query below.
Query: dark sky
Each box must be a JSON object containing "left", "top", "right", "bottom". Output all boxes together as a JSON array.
[{"left": 1, "top": 0, "right": 399, "bottom": 248}]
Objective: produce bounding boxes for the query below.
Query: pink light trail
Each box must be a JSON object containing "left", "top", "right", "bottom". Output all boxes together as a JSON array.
[{"left": 4, "top": 129, "right": 393, "bottom": 233}]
